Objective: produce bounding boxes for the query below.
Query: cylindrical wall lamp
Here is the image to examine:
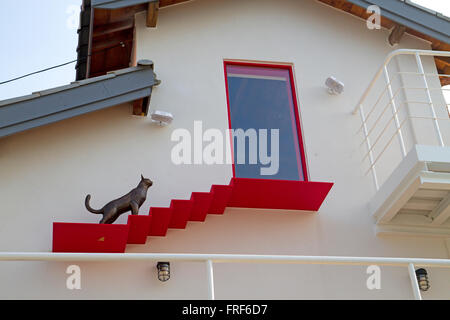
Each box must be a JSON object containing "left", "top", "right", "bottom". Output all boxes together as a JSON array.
[
  {"left": 415, "top": 268, "right": 430, "bottom": 291},
  {"left": 157, "top": 262, "right": 170, "bottom": 282}
]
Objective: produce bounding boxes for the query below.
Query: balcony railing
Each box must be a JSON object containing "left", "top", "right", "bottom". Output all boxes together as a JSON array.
[
  {"left": 354, "top": 49, "right": 450, "bottom": 191},
  {"left": 0, "top": 252, "right": 450, "bottom": 300}
]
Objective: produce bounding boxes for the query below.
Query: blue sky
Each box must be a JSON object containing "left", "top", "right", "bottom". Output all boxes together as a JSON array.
[
  {"left": 0, "top": 0, "right": 80, "bottom": 100},
  {"left": 413, "top": 0, "right": 449, "bottom": 16},
  {"left": 0, "top": 0, "right": 448, "bottom": 101}
]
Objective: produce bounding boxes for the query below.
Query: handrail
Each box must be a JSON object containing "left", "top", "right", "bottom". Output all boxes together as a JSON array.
[
  {"left": 0, "top": 252, "right": 449, "bottom": 266},
  {"left": 355, "top": 49, "right": 449, "bottom": 191},
  {"left": 353, "top": 49, "right": 450, "bottom": 115}
]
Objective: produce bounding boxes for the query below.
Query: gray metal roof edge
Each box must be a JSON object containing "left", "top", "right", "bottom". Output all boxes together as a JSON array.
[
  {"left": 0, "top": 93, "right": 42, "bottom": 108},
  {"left": 0, "top": 65, "right": 150, "bottom": 108},
  {"left": 0, "top": 63, "right": 157, "bottom": 139},
  {"left": 347, "top": 0, "right": 450, "bottom": 44},
  {"left": 0, "top": 87, "right": 152, "bottom": 139},
  {"left": 91, "top": 0, "right": 157, "bottom": 9}
]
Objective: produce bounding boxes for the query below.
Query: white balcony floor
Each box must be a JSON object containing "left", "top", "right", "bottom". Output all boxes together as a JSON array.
[{"left": 370, "top": 145, "right": 450, "bottom": 237}]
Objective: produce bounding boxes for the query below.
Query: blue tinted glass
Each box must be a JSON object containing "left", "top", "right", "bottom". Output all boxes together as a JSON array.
[{"left": 226, "top": 65, "right": 304, "bottom": 181}]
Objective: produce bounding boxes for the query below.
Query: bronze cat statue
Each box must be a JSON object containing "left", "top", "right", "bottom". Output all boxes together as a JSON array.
[{"left": 85, "top": 175, "right": 153, "bottom": 224}]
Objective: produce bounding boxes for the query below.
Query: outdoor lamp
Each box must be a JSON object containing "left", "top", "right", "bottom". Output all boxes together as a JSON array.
[
  {"left": 157, "top": 262, "right": 170, "bottom": 282},
  {"left": 325, "top": 76, "right": 345, "bottom": 95},
  {"left": 151, "top": 110, "right": 173, "bottom": 126},
  {"left": 415, "top": 268, "right": 430, "bottom": 291}
]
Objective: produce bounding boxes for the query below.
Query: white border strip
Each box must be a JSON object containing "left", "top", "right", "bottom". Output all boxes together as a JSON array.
[{"left": 227, "top": 73, "right": 287, "bottom": 81}]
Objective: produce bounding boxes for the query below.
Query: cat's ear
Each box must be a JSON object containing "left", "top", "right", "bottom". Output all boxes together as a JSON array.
[{"left": 141, "top": 174, "right": 144, "bottom": 180}]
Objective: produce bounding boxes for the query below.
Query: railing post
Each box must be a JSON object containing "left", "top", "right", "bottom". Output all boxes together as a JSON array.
[
  {"left": 206, "top": 259, "right": 215, "bottom": 300},
  {"left": 408, "top": 263, "right": 422, "bottom": 300},
  {"left": 359, "top": 104, "right": 379, "bottom": 191},
  {"left": 414, "top": 53, "right": 445, "bottom": 147},
  {"left": 383, "top": 66, "right": 407, "bottom": 157}
]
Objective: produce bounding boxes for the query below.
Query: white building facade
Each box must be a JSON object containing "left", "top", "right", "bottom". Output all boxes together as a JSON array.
[{"left": 0, "top": 0, "right": 449, "bottom": 299}]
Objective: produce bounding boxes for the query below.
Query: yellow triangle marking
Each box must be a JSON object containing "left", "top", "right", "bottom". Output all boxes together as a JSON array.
[{"left": 98, "top": 236, "right": 105, "bottom": 242}]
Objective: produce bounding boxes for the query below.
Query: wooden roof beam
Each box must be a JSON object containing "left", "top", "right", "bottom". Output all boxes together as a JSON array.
[
  {"left": 146, "top": 0, "right": 159, "bottom": 28},
  {"left": 93, "top": 19, "right": 135, "bottom": 38},
  {"left": 388, "top": 24, "right": 407, "bottom": 46}
]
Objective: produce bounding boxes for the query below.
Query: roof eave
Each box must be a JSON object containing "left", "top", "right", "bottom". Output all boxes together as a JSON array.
[
  {"left": 347, "top": 0, "right": 450, "bottom": 44},
  {"left": 91, "top": 0, "right": 156, "bottom": 9},
  {"left": 0, "top": 63, "right": 158, "bottom": 139}
]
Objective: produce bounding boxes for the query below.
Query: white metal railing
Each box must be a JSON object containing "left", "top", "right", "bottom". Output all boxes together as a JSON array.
[
  {"left": 354, "top": 49, "right": 450, "bottom": 191},
  {"left": 1, "top": 252, "right": 450, "bottom": 300}
]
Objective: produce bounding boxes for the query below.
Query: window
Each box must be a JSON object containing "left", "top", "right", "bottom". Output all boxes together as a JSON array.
[{"left": 224, "top": 61, "right": 308, "bottom": 181}]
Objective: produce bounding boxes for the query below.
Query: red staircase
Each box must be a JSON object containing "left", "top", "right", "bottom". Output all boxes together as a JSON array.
[{"left": 53, "top": 178, "right": 333, "bottom": 253}]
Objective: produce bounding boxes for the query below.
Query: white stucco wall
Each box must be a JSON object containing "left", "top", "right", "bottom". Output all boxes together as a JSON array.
[{"left": 0, "top": 0, "right": 449, "bottom": 299}]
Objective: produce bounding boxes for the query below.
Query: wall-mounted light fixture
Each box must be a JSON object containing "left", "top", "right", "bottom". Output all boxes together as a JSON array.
[
  {"left": 415, "top": 268, "right": 430, "bottom": 291},
  {"left": 151, "top": 110, "right": 173, "bottom": 126},
  {"left": 325, "top": 76, "right": 345, "bottom": 95},
  {"left": 157, "top": 262, "right": 170, "bottom": 282}
]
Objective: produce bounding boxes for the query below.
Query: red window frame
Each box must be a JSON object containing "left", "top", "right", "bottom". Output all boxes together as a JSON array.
[{"left": 223, "top": 60, "right": 309, "bottom": 182}]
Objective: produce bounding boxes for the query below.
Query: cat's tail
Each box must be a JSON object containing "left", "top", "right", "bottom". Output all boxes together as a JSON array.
[{"left": 85, "top": 194, "right": 103, "bottom": 214}]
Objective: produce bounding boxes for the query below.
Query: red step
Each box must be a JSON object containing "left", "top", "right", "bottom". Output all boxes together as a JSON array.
[
  {"left": 53, "top": 222, "right": 129, "bottom": 253},
  {"left": 228, "top": 178, "right": 333, "bottom": 211},
  {"left": 149, "top": 207, "right": 172, "bottom": 236},
  {"left": 127, "top": 215, "right": 152, "bottom": 244},
  {"left": 190, "top": 192, "right": 214, "bottom": 221},
  {"left": 208, "top": 184, "right": 233, "bottom": 214},
  {"left": 168, "top": 199, "right": 194, "bottom": 229}
]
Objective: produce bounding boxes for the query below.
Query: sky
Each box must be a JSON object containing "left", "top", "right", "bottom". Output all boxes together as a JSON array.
[
  {"left": 413, "top": 0, "right": 450, "bottom": 16},
  {"left": 0, "top": 0, "right": 448, "bottom": 102},
  {"left": 0, "top": 0, "right": 80, "bottom": 101}
]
